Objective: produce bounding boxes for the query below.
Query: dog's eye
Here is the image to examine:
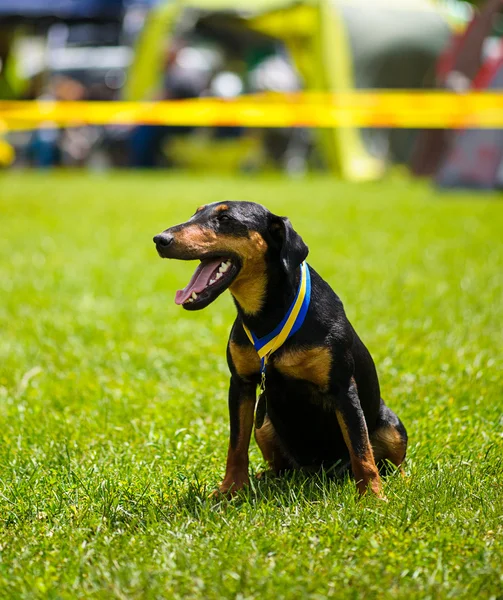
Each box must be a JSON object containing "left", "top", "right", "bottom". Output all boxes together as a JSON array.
[{"left": 217, "top": 214, "right": 233, "bottom": 222}]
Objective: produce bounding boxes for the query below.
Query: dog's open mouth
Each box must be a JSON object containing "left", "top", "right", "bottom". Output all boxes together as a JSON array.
[{"left": 175, "top": 257, "right": 239, "bottom": 310}]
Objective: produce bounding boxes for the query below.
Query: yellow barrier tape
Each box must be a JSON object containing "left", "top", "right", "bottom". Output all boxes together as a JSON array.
[{"left": 1, "top": 92, "right": 503, "bottom": 131}]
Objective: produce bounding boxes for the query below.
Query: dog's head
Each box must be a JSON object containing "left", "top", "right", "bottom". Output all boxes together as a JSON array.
[{"left": 153, "top": 201, "right": 308, "bottom": 313}]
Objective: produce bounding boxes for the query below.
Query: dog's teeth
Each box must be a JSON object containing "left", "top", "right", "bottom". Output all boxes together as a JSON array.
[
  {"left": 216, "top": 272, "right": 223, "bottom": 280},
  {"left": 191, "top": 292, "right": 197, "bottom": 300},
  {"left": 188, "top": 298, "right": 194, "bottom": 303},
  {"left": 209, "top": 279, "right": 215, "bottom": 285},
  {"left": 225, "top": 260, "right": 232, "bottom": 266},
  {"left": 220, "top": 262, "right": 229, "bottom": 272}
]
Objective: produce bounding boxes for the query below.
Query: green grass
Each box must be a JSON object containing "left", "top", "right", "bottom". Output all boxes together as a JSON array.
[{"left": 0, "top": 171, "right": 502, "bottom": 599}]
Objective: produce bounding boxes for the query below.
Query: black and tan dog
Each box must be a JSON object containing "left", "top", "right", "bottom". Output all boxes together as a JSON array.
[{"left": 154, "top": 201, "right": 407, "bottom": 497}]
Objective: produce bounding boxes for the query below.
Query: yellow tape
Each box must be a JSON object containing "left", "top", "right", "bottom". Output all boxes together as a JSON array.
[{"left": 1, "top": 92, "right": 503, "bottom": 131}]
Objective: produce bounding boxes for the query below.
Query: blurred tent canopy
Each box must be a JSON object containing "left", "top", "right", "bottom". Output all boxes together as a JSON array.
[{"left": 125, "top": 0, "right": 453, "bottom": 180}]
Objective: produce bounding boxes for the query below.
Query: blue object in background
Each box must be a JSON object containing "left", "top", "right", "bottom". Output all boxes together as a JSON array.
[
  {"left": 0, "top": 0, "right": 124, "bottom": 19},
  {"left": 29, "top": 128, "right": 61, "bottom": 168}
]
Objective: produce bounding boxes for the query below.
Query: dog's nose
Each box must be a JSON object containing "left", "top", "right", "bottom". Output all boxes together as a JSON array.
[{"left": 153, "top": 233, "right": 173, "bottom": 247}]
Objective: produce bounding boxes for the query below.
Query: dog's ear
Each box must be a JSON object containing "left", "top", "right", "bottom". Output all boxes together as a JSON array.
[{"left": 269, "top": 215, "right": 309, "bottom": 278}]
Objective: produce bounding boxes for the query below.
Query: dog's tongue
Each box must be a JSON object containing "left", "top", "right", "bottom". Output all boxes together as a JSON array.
[{"left": 175, "top": 259, "right": 221, "bottom": 305}]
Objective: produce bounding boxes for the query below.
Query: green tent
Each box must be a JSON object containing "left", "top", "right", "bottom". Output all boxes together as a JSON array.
[{"left": 125, "top": 0, "right": 452, "bottom": 180}]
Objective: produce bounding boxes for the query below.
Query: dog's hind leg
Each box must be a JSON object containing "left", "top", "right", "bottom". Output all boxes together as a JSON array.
[
  {"left": 254, "top": 416, "right": 291, "bottom": 475},
  {"left": 370, "top": 403, "right": 408, "bottom": 475}
]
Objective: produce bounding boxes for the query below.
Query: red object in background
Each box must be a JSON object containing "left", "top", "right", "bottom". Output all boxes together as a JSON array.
[
  {"left": 435, "top": 54, "right": 503, "bottom": 189},
  {"left": 410, "top": 0, "right": 503, "bottom": 182}
]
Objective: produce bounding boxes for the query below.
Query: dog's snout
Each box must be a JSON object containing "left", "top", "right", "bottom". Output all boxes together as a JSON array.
[{"left": 153, "top": 233, "right": 173, "bottom": 247}]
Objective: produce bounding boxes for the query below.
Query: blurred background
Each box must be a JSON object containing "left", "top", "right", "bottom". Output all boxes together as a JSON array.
[{"left": 0, "top": 0, "right": 502, "bottom": 188}]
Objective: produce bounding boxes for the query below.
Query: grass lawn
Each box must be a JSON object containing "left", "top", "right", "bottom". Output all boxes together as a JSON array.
[{"left": 0, "top": 171, "right": 502, "bottom": 599}]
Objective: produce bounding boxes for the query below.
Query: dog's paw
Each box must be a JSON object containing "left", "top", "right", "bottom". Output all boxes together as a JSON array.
[
  {"left": 356, "top": 475, "right": 385, "bottom": 499},
  {"left": 373, "top": 490, "right": 388, "bottom": 502},
  {"left": 208, "top": 488, "right": 223, "bottom": 500},
  {"left": 209, "top": 476, "right": 250, "bottom": 499},
  {"left": 357, "top": 487, "right": 388, "bottom": 502}
]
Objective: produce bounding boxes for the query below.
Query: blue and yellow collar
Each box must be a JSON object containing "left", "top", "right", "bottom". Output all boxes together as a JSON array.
[{"left": 242, "top": 261, "right": 311, "bottom": 373}]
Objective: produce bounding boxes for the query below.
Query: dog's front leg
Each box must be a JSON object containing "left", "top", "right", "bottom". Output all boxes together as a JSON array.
[
  {"left": 335, "top": 378, "right": 383, "bottom": 498},
  {"left": 218, "top": 376, "right": 256, "bottom": 495}
]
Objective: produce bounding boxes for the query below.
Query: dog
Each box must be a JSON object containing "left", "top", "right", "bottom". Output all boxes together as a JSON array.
[{"left": 154, "top": 201, "right": 407, "bottom": 497}]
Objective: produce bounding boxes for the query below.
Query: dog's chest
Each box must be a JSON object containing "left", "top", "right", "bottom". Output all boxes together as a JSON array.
[{"left": 269, "top": 346, "right": 332, "bottom": 392}]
